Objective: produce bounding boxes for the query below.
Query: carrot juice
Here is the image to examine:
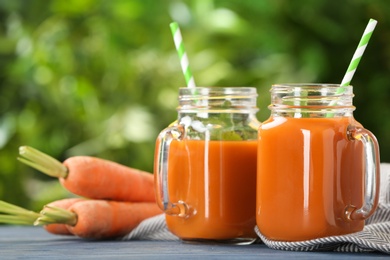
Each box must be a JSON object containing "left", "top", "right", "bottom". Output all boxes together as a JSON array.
[
  {"left": 165, "top": 139, "right": 258, "bottom": 241},
  {"left": 257, "top": 116, "right": 365, "bottom": 241}
]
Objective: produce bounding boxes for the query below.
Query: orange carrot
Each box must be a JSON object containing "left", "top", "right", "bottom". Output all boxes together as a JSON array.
[
  {"left": 43, "top": 198, "right": 85, "bottom": 235},
  {"left": 18, "top": 146, "right": 155, "bottom": 202},
  {"left": 38, "top": 200, "right": 162, "bottom": 239}
]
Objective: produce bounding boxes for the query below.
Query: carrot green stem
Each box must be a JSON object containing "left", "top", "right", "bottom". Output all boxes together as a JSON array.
[
  {"left": 35, "top": 205, "right": 77, "bottom": 226},
  {"left": 18, "top": 146, "right": 68, "bottom": 178},
  {"left": 0, "top": 200, "right": 76, "bottom": 227},
  {"left": 0, "top": 215, "right": 36, "bottom": 225},
  {"left": 0, "top": 200, "right": 40, "bottom": 225},
  {"left": 0, "top": 200, "right": 39, "bottom": 218},
  {"left": 0, "top": 214, "right": 40, "bottom": 225}
]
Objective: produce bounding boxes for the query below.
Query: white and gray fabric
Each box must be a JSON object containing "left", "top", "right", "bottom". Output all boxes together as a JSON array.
[
  {"left": 122, "top": 214, "right": 178, "bottom": 241},
  {"left": 122, "top": 163, "right": 390, "bottom": 254}
]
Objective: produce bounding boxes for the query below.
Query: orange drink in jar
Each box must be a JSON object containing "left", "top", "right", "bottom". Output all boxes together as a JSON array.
[
  {"left": 256, "top": 84, "right": 380, "bottom": 241},
  {"left": 154, "top": 87, "right": 260, "bottom": 244}
]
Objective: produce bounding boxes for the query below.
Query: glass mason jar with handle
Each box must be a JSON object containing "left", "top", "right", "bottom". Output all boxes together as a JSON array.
[
  {"left": 154, "top": 87, "right": 260, "bottom": 244},
  {"left": 256, "top": 84, "right": 380, "bottom": 242}
]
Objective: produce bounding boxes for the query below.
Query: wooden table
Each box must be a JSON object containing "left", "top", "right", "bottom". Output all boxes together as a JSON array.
[{"left": 0, "top": 226, "right": 388, "bottom": 259}]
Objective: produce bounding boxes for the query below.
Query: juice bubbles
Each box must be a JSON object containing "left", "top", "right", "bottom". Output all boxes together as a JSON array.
[
  {"left": 256, "top": 84, "right": 380, "bottom": 242},
  {"left": 154, "top": 87, "right": 260, "bottom": 244},
  {"left": 165, "top": 139, "right": 257, "bottom": 240}
]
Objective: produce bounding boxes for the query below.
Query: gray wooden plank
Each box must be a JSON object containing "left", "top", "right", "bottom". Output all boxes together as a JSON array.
[{"left": 0, "top": 226, "right": 388, "bottom": 259}]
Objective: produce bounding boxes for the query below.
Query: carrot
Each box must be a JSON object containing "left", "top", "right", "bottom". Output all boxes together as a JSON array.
[
  {"left": 37, "top": 200, "right": 162, "bottom": 239},
  {"left": 43, "top": 198, "right": 85, "bottom": 235},
  {"left": 18, "top": 146, "right": 155, "bottom": 202}
]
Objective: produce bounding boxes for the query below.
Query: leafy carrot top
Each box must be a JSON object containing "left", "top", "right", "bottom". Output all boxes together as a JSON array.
[{"left": 18, "top": 146, "right": 68, "bottom": 178}]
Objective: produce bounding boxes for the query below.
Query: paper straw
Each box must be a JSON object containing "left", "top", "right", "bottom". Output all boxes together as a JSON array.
[
  {"left": 326, "top": 18, "right": 377, "bottom": 117},
  {"left": 340, "top": 18, "right": 377, "bottom": 87},
  {"left": 170, "top": 22, "right": 196, "bottom": 88}
]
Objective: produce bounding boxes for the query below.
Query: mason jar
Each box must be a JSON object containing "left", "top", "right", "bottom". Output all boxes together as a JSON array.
[
  {"left": 154, "top": 87, "right": 260, "bottom": 244},
  {"left": 256, "top": 84, "right": 380, "bottom": 241}
]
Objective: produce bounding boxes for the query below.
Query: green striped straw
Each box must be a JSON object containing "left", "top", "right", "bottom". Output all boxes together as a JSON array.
[
  {"left": 170, "top": 22, "right": 196, "bottom": 88},
  {"left": 326, "top": 18, "right": 377, "bottom": 117},
  {"left": 340, "top": 18, "right": 377, "bottom": 88}
]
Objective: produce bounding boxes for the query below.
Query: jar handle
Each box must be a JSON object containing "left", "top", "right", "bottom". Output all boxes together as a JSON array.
[
  {"left": 345, "top": 125, "right": 380, "bottom": 221},
  {"left": 154, "top": 124, "right": 190, "bottom": 217}
]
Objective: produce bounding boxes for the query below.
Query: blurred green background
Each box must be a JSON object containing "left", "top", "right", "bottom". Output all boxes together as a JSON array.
[{"left": 0, "top": 0, "right": 389, "bottom": 210}]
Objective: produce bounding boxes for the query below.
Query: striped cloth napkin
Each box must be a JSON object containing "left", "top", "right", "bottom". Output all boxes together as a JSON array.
[{"left": 122, "top": 163, "right": 390, "bottom": 254}]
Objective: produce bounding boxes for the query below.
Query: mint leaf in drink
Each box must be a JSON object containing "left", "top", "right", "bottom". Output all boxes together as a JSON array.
[
  {"left": 181, "top": 99, "right": 258, "bottom": 141},
  {"left": 221, "top": 131, "right": 243, "bottom": 141}
]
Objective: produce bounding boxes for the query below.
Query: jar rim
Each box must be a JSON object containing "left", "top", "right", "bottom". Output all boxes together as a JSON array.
[
  {"left": 270, "top": 84, "right": 353, "bottom": 96},
  {"left": 271, "top": 83, "right": 352, "bottom": 88},
  {"left": 179, "top": 87, "right": 257, "bottom": 94},
  {"left": 178, "top": 86, "right": 256, "bottom": 89},
  {"left": 178, "top": 87, "right": 258, "bottom": 99},
  {"left": 269, "top": 83, "right": 355, "bottom": 117},
  {"left": 177, "top": 87, "right": 259, "bottom": 113}
]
